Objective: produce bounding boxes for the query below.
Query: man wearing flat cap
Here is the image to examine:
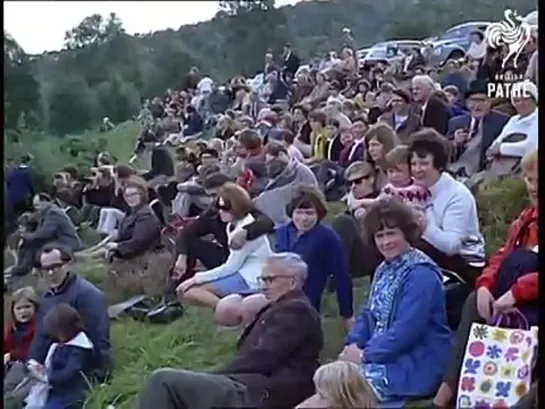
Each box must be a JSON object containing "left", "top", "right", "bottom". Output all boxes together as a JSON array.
[{"left": 447, "top": 79, "right": 510, "bottom": 179}]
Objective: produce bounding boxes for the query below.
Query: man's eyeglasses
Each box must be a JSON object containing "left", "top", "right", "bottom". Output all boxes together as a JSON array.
[
  {"left": 257, "top": 274, "right": 294, "bottom": 285},
  {"left": 38, "top": 262, "right": 65, "bottom": 275},
  {"left": 348, "top": 175, "right": 371, "bottom": 186}
]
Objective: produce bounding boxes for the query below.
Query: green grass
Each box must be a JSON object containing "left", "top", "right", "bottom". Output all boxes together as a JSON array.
[{"left": 76, "top": 249, "right": 371, "bottom": 408}]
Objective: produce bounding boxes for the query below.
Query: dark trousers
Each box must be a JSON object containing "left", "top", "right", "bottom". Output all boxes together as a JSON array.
[
  {"left": 137, "top": 368, "right": 262, "bottom": 409},
  {"left": 491, "top": 248, "right": 538, "bottom": 325},
  {"left": 513, "top": 382, "right": 538, "bottom": 409},
  {"left": 330, "top": 214, "right": 382, "bottom": 280},
  {"left": 415, "top": 239, "right": 482, "bottom": 288},
  {"left": 157, "top": 182, "right": 179, "bottom": 205},
  {"left": 186, "top": 237, "right": 228, "bottom": 274},
  {"left": 10, "top": 243, "right": 41, "bottom": 276},
  {"left": 443, "top": 249, "right": 539, "bottom": 388},
  {"left": 313, "top": 161, "right": 345, "bottom": 194}
]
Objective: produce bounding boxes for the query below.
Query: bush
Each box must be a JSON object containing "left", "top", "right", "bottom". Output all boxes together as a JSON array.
[
  {"left": 4, "top": 121, "right": 140, "bottom": 192},
  {"left": 476, "top": 177, "right": 529, "bottom": 254}
]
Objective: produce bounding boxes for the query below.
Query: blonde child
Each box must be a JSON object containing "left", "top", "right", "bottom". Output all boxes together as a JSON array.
[
  {"left": 4, "top": 286, "right": 39, "bottom": 367},
  {"left": 4, "top": 287, "right": 40, "bottom": 403},
  {"left": 297, "top": 361, "right": 377, "bottom": 409},
  {"left": 351, "top": 145, "right": 431, "bottom": 212}
]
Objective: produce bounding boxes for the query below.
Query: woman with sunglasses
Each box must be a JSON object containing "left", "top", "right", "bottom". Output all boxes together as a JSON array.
[
  {"left": 176, "top": 183, "right": 273, "bottom": 324},
  {"left": 331, "top": 161, "right": 383, "bottom": 281}
]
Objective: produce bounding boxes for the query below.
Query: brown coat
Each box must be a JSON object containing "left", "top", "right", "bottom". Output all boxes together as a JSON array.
[
  {"left": 115, "top": 204, "right": 161, "bottom": 259},
  {"left": 214, "top": 289, "right": 323, "bottom": 409},
  {"left": 378, "top": 111, "right": 422, "bottom": 144}
]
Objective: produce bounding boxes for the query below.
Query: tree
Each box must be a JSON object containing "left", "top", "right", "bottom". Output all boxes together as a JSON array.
[
  {"left": 218, "top": 0, "right": 273, "bottom": 16},
  {"left": 64, "top": 12, "right": 125, "bottom": 50},
  {"left": 217, "top": 0, "right": 289, "bottom": 75},
  {"left": 4, "top": 32, "right": 41, "bottom": 130}
]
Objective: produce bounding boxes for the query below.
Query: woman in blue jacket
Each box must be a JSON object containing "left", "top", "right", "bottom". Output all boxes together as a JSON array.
[
  {"left": 275, "top": 185, "right": 354, "bottom": 331},
  {"left": 339, "top": 197, "right": 452, "bottom": 406}
]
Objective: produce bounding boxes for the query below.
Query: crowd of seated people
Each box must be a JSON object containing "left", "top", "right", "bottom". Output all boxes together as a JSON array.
[{"left": 3, "top": 29, "right": 539, "bottom": 409}]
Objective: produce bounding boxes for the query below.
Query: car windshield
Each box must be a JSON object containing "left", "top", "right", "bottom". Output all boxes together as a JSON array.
[
  {"left": 367, "top": 46, "right": 397, "bottom": 58},
  {"left": 440, "top": 27, "right": 472, "bottom": 40}
]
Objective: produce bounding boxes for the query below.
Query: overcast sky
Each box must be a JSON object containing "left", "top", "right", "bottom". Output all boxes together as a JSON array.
[{"left": 4, "top": 0, "right": 303, "bottom": 54}]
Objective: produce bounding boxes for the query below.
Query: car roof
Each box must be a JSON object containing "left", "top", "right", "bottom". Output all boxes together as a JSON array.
[
  {"left": 372, "top": 40, "right": 422, "bottom": 48},
  {"left": 446, "top": 21, "right": 492, "bottom": 30}
]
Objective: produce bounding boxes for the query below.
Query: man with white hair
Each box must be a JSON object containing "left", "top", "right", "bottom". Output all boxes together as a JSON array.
[
  {"left": 411, "top": 74, "right": 450, "bottom": 135},
  {"left": 137, "top": 252, "right": 323, "bottom": 409},
  {"left": 486, "top": 81, "right": 538, "bottom": 162}
]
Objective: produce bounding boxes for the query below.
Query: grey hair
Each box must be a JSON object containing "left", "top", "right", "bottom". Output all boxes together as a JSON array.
[
  {"left": 266, "top": 252, "right": 308, "bottom": 283},
  {"left": 412, "top": 75, "right": 435, "bottom": 91}
]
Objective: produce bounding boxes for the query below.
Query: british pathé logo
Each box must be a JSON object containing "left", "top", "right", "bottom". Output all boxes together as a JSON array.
[{"left": 484, "top": 9, "right": 532, "bottom": 69}]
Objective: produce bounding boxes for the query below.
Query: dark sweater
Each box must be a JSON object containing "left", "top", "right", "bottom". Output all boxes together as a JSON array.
[
  {"left": 83, "top": 184, "right": 115, "bottom": 208},
  {"left": 274, "top": 222, "right": 353, "bottom": 318},
  {"left": 46, "top": 340, "right": 93, "bottom": 408},
  {"left": 175, "top": 207, "right": 275, "bottom": 256},
  {"left": 6, "top": 165, "right": 33, "bottom": 207},
  {"left": 29, "top": 273, "right": 111, "bottom": 381}
]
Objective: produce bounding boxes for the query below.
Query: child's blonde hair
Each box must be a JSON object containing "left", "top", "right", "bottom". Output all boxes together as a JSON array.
[
  {"left": 384, "top": 145, "right": 411, "bottom": 170},
  {"left": 313, "top": 361, "right": 377, "bottom": 409},
  {"left": 8, "top": 286, "right": 39, "bottom": 328}
]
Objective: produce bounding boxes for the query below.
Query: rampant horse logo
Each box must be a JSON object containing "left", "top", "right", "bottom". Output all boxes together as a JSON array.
[{"left": 485, "top": 9, "right": 531, "bottom": 69}]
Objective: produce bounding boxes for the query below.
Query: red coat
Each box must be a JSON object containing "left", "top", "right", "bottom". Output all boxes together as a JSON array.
[
  {"left": 3, "top": 320, "right": 36, "bottom": 362},
  {"left": 476, "top": 207, "right": 538, "bottom": 302}
]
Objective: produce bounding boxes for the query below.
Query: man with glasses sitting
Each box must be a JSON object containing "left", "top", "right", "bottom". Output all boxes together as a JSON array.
[
  {"left": 27, "top": 243, "right": 112, "bottom": 384},
  {"left": 331, "top": 161, "right": 383, "bottom": 280},
  {"left": 137, "top": 252, "right": 323, "bottom": 409}
]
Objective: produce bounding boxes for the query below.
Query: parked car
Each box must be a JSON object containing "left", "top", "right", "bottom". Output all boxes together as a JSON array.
[
  {"left": 428, "top": 21, "right": 491, "bottom": 66},
  {"left": 356, "top": 47, "right": 372, "bottom": 62},
  {"left": 360, "top": 40, "right": 423, "bottom": 67}
]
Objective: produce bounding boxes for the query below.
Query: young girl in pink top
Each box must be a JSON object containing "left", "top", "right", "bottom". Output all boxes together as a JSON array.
[{"left": 351, "top": 145, "right": 431, "bottom": 211}]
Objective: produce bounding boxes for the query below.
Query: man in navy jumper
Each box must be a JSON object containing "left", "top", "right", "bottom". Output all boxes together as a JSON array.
[
  {"left": 6, "top": 154, "right": 34, "bottom": 230},
  {"left": 28, "top": 244, "right": 112, "bottom": 382}
]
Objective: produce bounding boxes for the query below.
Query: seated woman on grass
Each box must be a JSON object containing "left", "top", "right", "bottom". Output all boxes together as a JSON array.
[
  {"left": 176, "top": 183, "right": 273, "bottom": 324},
  {"left": 274, "top": 185, "right": 354, "bottom": 331},
  {"left": 339, "top": 197, "right": 452, "bottom": 407},
  {"left": 430, "top": 149, "right": 539, "bottom": 409},
  {"left": 102, "top": 176, "right": 171, "bottom": 302}
]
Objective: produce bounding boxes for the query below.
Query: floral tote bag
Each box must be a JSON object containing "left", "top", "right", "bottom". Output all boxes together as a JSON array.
[{"left": 456, "top": 310, "right": 538, "bottom": 409}]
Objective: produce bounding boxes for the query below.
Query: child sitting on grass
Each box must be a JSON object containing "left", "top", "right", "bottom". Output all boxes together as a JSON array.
[
  {"left": 4, "top": 287, "right": 40, "bottom": 403},
  {"left": 4, "top": 287, "right": 39, "bottom": 367},
  {"left": 25, "top": 304, "right": 94, "bottom": 409}
]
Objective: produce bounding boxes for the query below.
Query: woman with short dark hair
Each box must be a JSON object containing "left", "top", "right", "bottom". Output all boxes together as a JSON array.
[
  {"left": 274, "top": 186, "right": 354, "bottom": 330},
  {"left": 103, "top": 176, "right": 170, "bottom": 302},
  {"left": 340, "top": 197, "right": 452, "bottom": 406},
  {"left": 407, "top": 128, "right": 485, "bottom": 286}
]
